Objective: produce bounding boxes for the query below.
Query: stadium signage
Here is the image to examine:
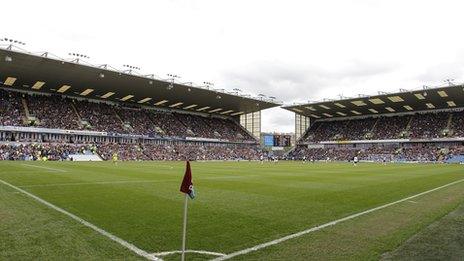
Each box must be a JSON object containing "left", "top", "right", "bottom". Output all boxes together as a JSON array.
[
  {"left": 0, "top": 126, "right": 260, "bottom": 145},
  {"left": 307, "top": 144, "right": 324, "bottom": 148},
  {"left": 303, "top": 137, "right": 464, "bottom": 145},
  {"left": 185, "top": 137, "right": 225, "bottom": 142},
  {"left": 0, "top": 126, "right": 107, "bottom": 136}
]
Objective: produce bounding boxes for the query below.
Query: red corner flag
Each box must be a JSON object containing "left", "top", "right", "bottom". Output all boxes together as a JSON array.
[
  {"left": 180, "top": 161, "right": 194, "bottom": 261},
  {"left": 180, "top": 161, "right": 195, "bottom": 199}
]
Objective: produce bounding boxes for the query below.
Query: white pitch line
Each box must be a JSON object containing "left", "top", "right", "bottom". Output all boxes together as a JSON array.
[
  {"left": 153, "top": 250, "right": 226, "bottom": 257},
  {"left": 21, "top": 163, "right": 68, "bottom": 173},
  {"left": 0, "top": 178, "right": 161, "bottom": 261},
  {"left": 213, "top": 177, "right": 464, "bottom": 261}
]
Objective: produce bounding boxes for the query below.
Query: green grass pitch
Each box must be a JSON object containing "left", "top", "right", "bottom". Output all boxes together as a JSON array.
[{"left": 1, "top": 161, "right": 463, "bottom": 260}]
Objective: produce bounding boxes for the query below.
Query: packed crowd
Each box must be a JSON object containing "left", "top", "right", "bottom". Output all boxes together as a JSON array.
[
  {"left": 344, "top": 118, "right": 378, "bottom": 140},
  {"left": 0, "top": 143, "right": 94, "bottom": 161},
  {"left": 148, "top": 112, "right": 188, "bottom": 137},
  {"left": 443, "top": 146, "right": 464, "bottom": 161},
  {"left": 115, "top": 107, "right": 159, "bottom": 136},
  {"left": 289, "top": 144, "right": 464, "bottom": 162},
  {"left": 0, "top": 89, "right": 23, "bottom": 126},
  {"left": 97, "top": 143, "right": 263, "bottom": 161},
  {"left": 302, "top": 111, "right": 463, "bottom": 142},
  {"left": 305, "top": 121, "right": 348, "bottom": 142},
  {"left": 371, "top": 115, "right": 410, "bottom": 139},
  {"left": 408, "top": 112, "right": 449, "bottom": 139},
  {"left": 74, "top": 100, "right": 129, "bottom": 134},
  {"left": 0, "top": 142, "right": 263, "bottom": 161},
  {"left": 451, "top": 111, "right": 464, "bottom": 137},
  {"left": 27, "top": 95, "right": 81, "bottom": 130},
  {"left": 399, "top": 146, "right": 440, "bottom": 162},
  {"left": 1, "top": 141, "right": 463, "bottom": 162},
  {"left": 290, "top": 147, "right": 358, "bottom": 161},
  {"left": 0, "top": 89, "right": 254, "bottom": 142}
]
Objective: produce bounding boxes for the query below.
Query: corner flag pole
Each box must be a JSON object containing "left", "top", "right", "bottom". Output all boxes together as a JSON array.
[
  {"left": 181, "top": 193, "right": 188, "bottom": 261},
  {"left": 180, "top": 161, "right": 195, "bottom": 261}
]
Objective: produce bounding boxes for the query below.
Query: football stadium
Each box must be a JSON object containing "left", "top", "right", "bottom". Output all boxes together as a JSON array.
[
  {"left": 1, "top": 41, "right": 464, "bottom": 261},
  {"left": 2, "top": 1, "right": 464, "bottom": 260}
]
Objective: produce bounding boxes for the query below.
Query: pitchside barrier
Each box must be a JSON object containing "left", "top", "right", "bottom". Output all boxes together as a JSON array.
[{"left": 68, "top": 154, "right": 103, "bottom": 161}]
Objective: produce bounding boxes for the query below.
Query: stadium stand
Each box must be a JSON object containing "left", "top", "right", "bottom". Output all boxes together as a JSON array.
[
  {"left": 301, "top": 111, "right": 461, "bottom": 142},
  {"left": 289, "top": 143, "right": 456, "bottom": 163},
  {"left": 0, "top": 88, "right": 267, "bottom": 160},
  {"left": 0, "top": 89, "right": 258, "bottom": 141},
  {"left": 0, "top": 46, "right": 279, "bottom": 161},
  {"left": 286, "top": 85, "right": 464, "bottom": 163}
]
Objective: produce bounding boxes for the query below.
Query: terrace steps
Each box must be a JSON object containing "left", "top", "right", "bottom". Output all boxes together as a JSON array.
[
  {"left": 446, "top": 113, "right": 453, "bottom": 129},
  {"left": 405, "top": 115, "right": 413, "bottom": 132},
  {"left": 20, "top": 97, "right": 38, "bottom": 125},
  {"left": 70, "top": 101, "right": 82, "bottom": 122},
  {"left": 174, "top": 113, "right": 196, "bottom": 136},
  {"left": 365, "top": 118, "right": 381, "bottom": 138},
  {"left": 20, "top": 97, "right": 31, "bottom": 118},
  {"left": 70, "top": 101, "right": 85, "bottom": 128},
  {"left": 114, "top": 111, "right": 124, "bottom": 124},
  {"left": 370, "top": 117, "right": 380, "bottom": 132}
]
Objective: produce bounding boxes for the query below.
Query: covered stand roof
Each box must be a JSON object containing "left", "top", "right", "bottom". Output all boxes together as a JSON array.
[
  {"left": 0, "top": 48, "right": 280, "bottom": 116},
  {"left": 283, "top": 85, "right": 464, "bottom": 120}
]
